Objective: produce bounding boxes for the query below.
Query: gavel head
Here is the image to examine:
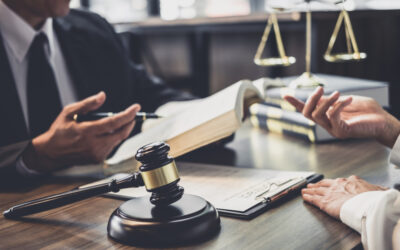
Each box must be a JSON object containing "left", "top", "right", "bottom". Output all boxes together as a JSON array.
[{"left": 135, "top": 142, "right": 184, "bottom": 207}]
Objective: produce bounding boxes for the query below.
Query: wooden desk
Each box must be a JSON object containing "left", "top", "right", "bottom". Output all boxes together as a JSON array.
[{"left": 0, "top": 121, "right": 398, "bottom": 249}]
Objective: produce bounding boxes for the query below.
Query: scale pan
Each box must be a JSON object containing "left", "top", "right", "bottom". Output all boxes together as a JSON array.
[
  {"left": 254, "top": 56, "right": 296, "bottom": 66},
  {"left": 324, "top": 52, "right": 367, "bottom": 63}
]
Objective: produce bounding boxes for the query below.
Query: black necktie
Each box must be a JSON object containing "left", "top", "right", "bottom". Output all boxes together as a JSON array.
[{"left": 27, "top": 33, "right": 62, "bottom": 138}]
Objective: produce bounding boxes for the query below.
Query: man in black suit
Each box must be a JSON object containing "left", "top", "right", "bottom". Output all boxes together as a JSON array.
[{"left": 0, "top": 0, "right": 193, "bottom": 182}]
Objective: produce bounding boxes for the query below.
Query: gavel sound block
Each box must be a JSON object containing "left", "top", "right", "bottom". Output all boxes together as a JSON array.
[{"left": 107, "top": 142, "right": 221, "bottom": 246}]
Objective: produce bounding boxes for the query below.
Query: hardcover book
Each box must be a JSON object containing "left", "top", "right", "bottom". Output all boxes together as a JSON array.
[
  {"left": 249, "top": 103, "right": 334, "bottom": 142},
  {"left": 265, "top": 74, "right": 389, "bottom": 112}
]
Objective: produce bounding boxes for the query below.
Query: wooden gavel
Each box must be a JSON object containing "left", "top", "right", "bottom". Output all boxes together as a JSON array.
[{"left": 3, "top": 142, "right": 184, "bottom": 218}]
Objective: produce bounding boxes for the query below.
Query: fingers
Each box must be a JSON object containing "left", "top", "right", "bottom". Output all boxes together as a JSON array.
[
  {"left": 311, "top": 91, "right": 340, "bottom": 129},
  {"left": 328, "top": 96, "right": 353, "bottom": 122},
  {"left": 63, "top": 92, "right": 106, "bottom": 117},
  {"left": 302, "top": 179, "right": 333, "bottom": 209},
  {"left": 302, "top": 193, "right": 323, "bottom": 209},
  {"left": 295, "top": 88, "right": 351, "bottom": 137},
  {"left": 81, "top": 104, "right": 141, "bottom": 135},
  {"left": 327, "top": 97, "right": 353, "bottom": 137},
  {"left": 302, "top": 186, "right": 328, "bottom": 196},
  {"left": 284, "top": 95, "right": 305, "bottom": 112},
  {"left": 307, "top": 179, "right": 334, "bottom": 188},
  {"left": 90, "top": 115, "right": 138, "bottom": 162},
  {"left": 348, "top": 175, "right": 360, "bottom": 180},
  {"left": 286, "top": 89, "right": 345, "bottom": 133},
  {"left": 102, "top": 116, "right": 137, "bottom": 146},
  {"left": 75, "top": 105, "right": 139, "bottom": 163},
  {"left": 303, "top": 86, "right": 324, "bottom": 119}
]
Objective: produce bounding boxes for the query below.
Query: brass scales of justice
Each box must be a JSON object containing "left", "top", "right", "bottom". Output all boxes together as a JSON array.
[{"left": 254, "top": 0, "right": 367, "bottom": 88}]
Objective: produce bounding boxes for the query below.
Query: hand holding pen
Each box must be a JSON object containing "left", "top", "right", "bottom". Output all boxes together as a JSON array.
[{"left": 21, "top": 92, "right": 146, "bottom": 173}]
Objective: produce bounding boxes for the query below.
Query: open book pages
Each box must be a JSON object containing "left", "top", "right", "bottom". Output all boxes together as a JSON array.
[
  {"left": 82, "top": 162, "right": 314, "bottom": 213},
  {"left": 103, "top": 78, "right": 281, "bottom": 174}
]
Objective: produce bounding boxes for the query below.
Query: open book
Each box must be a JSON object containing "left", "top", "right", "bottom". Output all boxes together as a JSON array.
[{"left": 103, "top": 79, "right": 282, "bottom": 174}]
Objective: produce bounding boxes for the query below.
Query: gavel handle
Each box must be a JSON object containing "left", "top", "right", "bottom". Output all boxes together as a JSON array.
[{"left": 3, "top": 172, "right": 144, "bottom": 219}]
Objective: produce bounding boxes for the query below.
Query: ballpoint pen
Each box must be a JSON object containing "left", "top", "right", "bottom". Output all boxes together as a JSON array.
[{"left": 73, "top": 112, "right": 162, "bottom": 122}]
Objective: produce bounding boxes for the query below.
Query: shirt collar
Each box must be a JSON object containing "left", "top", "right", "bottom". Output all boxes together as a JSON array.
[{"left": 0, "top": 1, "right": 55, "bottom": 63}]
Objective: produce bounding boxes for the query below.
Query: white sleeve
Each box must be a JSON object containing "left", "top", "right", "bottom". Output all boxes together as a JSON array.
[
  {"left": 394, "top": 220, "right": 400, "bottom": 250},
  {"left": 390, "top": 134, "right": 400, "bottom": 166},
  {"left": 340, "top": 189, "right": 400, "bottom": 250}
]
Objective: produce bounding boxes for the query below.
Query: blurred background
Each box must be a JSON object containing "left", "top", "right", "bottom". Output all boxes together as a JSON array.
[{"left": 69, "top": 0, "right": 400, "bottom": 116}]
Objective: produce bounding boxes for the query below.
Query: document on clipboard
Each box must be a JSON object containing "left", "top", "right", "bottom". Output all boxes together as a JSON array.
[{"left": 81, "top": 162, "right": 323, "bottom": 219}]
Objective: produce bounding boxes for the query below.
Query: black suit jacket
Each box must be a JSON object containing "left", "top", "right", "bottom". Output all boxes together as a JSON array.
[{"left": 0, "top": 10, "right": 193, "bottom": 184}]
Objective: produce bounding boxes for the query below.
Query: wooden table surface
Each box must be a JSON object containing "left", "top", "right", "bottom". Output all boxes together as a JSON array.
[{"left": 1, "top": 121, "right": 399, "bottom": 250}]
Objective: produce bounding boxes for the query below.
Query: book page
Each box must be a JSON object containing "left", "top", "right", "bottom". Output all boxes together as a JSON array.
[
  {"left": 106, "top": 79, "right": 259, "bottom": 165},
  {"left": 82, "top": 162, "right": 314, "bottom": 213}
]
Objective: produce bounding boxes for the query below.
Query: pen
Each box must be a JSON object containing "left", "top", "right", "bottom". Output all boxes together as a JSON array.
[
  {"left": 268, "top": 178, "right": 307, "bottom": 203},
  {"left": 73, "top": 112, "right": 162, "bottom": 122}
]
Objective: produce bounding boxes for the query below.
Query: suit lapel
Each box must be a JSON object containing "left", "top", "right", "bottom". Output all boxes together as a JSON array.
[
  {"left": 53, "top": 18, "right": 92, "bottom": 100},
  {"left": 0, "top": 34, "right": 28, "bottom": 146},
  {"left": 53, "top": 17, "right": 119, "bottom": 112}
]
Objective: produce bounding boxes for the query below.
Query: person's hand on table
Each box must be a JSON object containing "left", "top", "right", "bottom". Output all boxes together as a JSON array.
[
  {"left": 302, "top": 175, "right": 387, "bottom": 219},
  {"left": 284, "top": 87, "right": 394, "bottom": 219},
  {"left": 22, "top": 92, "right": 141, "bottom": 173},
  {"left": 284, "top": 86, "right": 400, "bottom": 148}
]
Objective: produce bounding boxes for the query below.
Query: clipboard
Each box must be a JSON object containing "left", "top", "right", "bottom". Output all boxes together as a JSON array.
[{"left": 217, "top": 173, "right": 323, "bottom": 219}]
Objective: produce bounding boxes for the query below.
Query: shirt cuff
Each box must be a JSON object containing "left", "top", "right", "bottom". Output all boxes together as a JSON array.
[
  {"left": 15, "top": 155, "right": 41, "bottom": 177},
  {"left": 390, "top": 134, "right": 400, "bottom": 166},
  {"left": 340, "top": 191, "right": 387, "bottom": 233}
]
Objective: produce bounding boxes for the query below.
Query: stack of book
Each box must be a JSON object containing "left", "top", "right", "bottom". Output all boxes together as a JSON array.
[{"left": 250, "top": 74, "right": 389, "bottom": 142}]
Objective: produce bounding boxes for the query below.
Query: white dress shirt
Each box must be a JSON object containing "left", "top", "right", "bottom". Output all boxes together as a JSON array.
[
  {"left": 340, "top": 137, "right": 400, "bottom": 250},
  {"left": 0, "top": 0, "right": 78, "bottom": 127},
  {"left": 0, "top": 0, "right": 78, "bottom": 175}
]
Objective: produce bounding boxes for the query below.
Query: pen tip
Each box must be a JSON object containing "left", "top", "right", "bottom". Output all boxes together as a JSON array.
[{"left": 3, "top": 209, "right": 11, "bottom": 218}]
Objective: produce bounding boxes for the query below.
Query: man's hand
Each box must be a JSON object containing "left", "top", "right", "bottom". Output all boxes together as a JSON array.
[
  {"left": 284, "top": 87, "right": 400, "bottom": 148},
  {"left": 302, "top": 176, "right": 387, "bottom": 219},
  {"left": 22, "top": 92, "right": 141, "bottom": 173}
]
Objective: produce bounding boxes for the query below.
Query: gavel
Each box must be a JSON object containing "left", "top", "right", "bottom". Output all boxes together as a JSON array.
[
  {"left": 3, "top": 142, "right": 220, "bottom": 246},
  {"left": 3, "top": 142, "right": 183, "bottom": 218}
]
